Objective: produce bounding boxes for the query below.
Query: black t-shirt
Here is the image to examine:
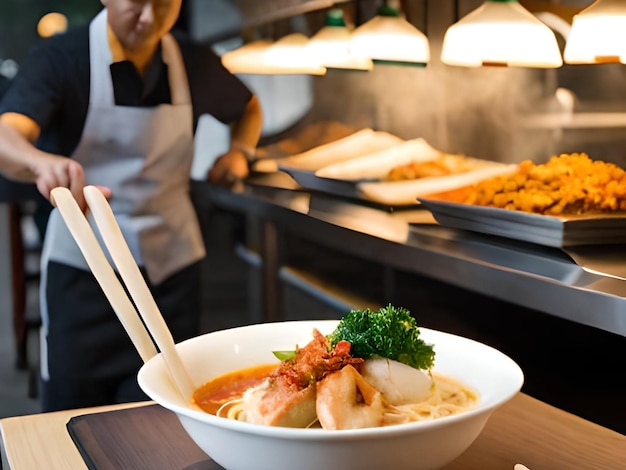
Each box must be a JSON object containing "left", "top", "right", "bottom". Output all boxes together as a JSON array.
[{"left": 0, "top": 26, "right": 253, "bottom": 157}]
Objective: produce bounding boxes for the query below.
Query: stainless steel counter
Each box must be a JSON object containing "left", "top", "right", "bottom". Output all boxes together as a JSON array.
[{"left": 199, "top": 173, "right": 626, "bottom": 337}]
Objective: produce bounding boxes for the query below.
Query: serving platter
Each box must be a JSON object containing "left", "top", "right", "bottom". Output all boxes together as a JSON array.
[
  {"left": 417, "top": 198, "right": 626, "bottom": 247},
  {"left": 278, "top": 166, "right": 370, "bottom": 201},
  {"left": 281, "top": 159, "right": 516, "bottom": 207},
  {"left": 277, "top": 128, "right": 404, "bottom": 172},
  {"left": 278, "top": 135, "right": 518, "bottom": 207},
  {"left": 357, "top": 163, "right": 516, "bottom": 206},
  {"left": 314, "top": 138, "right": 442, "bottom": 180}
]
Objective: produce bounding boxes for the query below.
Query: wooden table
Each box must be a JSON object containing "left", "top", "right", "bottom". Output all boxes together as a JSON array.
[
  {"left": 1, "top": 393, "right": 625, "bottom": 469},
  {"left": 0, "top": 402, "right": 149, "bottom": 470}
]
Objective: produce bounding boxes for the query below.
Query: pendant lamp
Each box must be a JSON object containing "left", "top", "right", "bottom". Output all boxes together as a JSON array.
[
  {"left": 306, "top": 8, "right": 374, "bottom": 71},
  {"left": 563, "top": 0, "right": 626, "bottom": 64},
  {"left": 222, "top": 35, "right": 327, "bottom": 75},
  {"left": 264, "top": 33, "right": 327, "bottom": 75},
  {"left": 221, "top": 40, "right": 274, "bottom": 74},
  {"left": 349, "top": 3, "right": 430, "bottom": 66},
  {"left": 441, "top": 0, "right": 562, "bottom": 68}
]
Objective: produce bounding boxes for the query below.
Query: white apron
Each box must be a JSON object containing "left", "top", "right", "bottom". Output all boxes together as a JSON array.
[{"left": 39, "top": 9, "right": 205, "bottom": 379}]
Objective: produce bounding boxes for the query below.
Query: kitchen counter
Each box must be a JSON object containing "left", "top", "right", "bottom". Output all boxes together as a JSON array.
[{"left": 199, "top": 172, "right": 626, "bottom": 337}]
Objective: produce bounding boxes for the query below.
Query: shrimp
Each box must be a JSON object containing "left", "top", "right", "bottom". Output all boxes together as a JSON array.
[
  {"left": 242, "top": 379, "right": 317, "bottom": 428},
  {"left": 315, "top": 364, "right": 384, "bottom": 430},
  {"left": 240, "top": 329, "right": 362, "bottom": 428}
]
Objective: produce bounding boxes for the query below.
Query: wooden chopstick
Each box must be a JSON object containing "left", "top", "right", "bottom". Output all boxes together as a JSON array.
[
  {"left": 82, "top": 185, "right": 195, "bottom": 402},
  {"left": 49, "top": 187, "right": 158, "bottom": 363}
]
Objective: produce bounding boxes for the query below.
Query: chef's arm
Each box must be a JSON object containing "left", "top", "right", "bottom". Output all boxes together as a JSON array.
[
  {"left": 229, "top": 94, "right": 263, "bottom": 160},
  {"left": 0, "top": 112, "right": 104, "bottom": 211},
  {"left": 208, "top": 94, "right": 263, "bottom": 185},
  {"left": 0, "top": 113, "right": 43, "bottom": 180}
]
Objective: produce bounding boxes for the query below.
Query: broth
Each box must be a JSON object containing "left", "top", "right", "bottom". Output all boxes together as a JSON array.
[{"left": 193, "top": 363, "right": 278, "bottom": 415}]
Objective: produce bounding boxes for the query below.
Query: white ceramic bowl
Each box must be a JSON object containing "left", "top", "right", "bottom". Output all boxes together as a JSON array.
[{"left": 138, "top": 320, "right": 523, "bottom": 470}]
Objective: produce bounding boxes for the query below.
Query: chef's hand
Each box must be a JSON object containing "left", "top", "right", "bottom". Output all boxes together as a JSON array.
[
  {"left": 31, "top": 154, "right": 111, "bottom": 213},
  {"left": 207, "top": 149, "right": 250, "bottom": 186},
  {"left": 0, "top": 116, "right": 110, "bottom": 212}
]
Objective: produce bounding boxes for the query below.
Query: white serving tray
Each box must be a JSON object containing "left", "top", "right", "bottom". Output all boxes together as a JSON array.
[
  {"left": 280, "top": 134, "right": 516, "bottom": 207},
  {"left": 358, "top": 163, "right": 517, "bottom": 206},
  {"left": 314, "top": 138, "right": 441, "bottom": 180},
  {"left": 278, "top": 128, "right": 404, "bottom": 172}
]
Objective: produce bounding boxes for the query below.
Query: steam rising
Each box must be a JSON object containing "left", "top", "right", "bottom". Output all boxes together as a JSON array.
[{"left": 313, "top": 63, "right": 557, "bottom": 164}]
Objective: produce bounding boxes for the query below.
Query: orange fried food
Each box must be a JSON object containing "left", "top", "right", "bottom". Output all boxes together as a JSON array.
[
  {"left": 385, "top": 154, "right": 475, "bottom": 181},
  {"left": 463, "top": 153, "right": 626, "bottom": 215},
  {"left": 273, "top": 328, "right": 363, "bottom": 390},
  {"left": 387, "top": 159, "right": 452, "bottom": 181}
]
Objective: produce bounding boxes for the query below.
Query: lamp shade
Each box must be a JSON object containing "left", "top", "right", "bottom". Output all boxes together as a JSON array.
[
  {"left": 563, "top": 0, "right": 626, "bottom": 64},
  {"left": 441, "top": 0, "right": 563, "bottom": 68},
  {"left": 221, "top": 40, "right": 274, "bottom": 74},
  {"left": 350, "top": 5, "right": 430, "bottom": 66},
  {"left": 264, "top": 33, "right": 328, "bottom": 75},
  {"left": 222, "top": 34, "right": 327, "bottom": 75},
  {"left": 306, "top": 9, "right": 373, "bottom": 70}
]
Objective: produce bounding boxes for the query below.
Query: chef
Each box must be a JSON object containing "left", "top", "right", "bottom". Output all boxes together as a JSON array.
[{"left": 0, "top": 0, "right": 263, "bottom": 411}]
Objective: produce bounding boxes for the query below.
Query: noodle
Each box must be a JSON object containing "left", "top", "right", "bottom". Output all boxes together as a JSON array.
[
  {"left": 383, "top": 372, "right": 478, "bottom": 425},
  {"left": 216, "top": 399, "right": 246, "bottom": 421}
]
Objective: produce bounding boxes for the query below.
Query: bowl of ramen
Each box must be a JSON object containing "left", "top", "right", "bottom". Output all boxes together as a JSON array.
[{"left": 138, "top": 306, "right": 523, "bottom": 470}]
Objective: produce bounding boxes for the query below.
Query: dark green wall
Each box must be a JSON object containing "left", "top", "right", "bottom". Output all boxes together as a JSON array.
[{"left": 0, "top": 0, "right": 101, "bottom": 63}]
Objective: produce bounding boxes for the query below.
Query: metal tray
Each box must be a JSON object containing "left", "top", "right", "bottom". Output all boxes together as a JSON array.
[
  {"left": 278, "top": 165, "right": 371, "bottom": 201},
  {"left": 417, "top": 198, "right": 626, "bottom": 247}
]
